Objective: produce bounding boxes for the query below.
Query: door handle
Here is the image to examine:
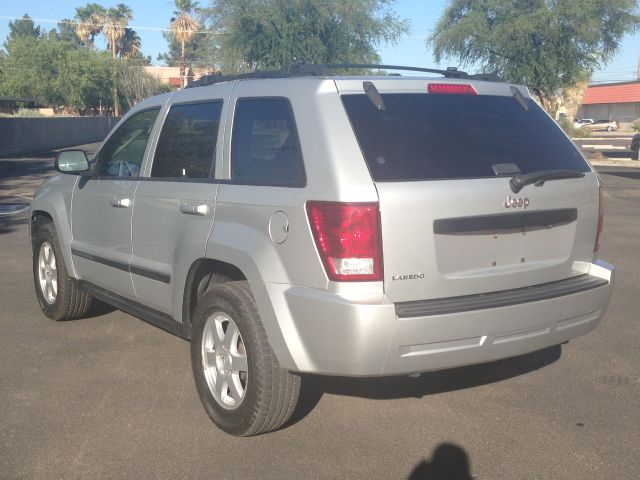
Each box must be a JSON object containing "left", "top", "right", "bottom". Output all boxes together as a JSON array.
[
  {"left": 180, "top": 202, "right": 210, "bottom": 216},
  {"left": 110, "top": 197, "right": 132, "bottom": 208}
]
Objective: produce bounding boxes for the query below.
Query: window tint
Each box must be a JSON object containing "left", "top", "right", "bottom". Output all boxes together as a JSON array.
[
  {"left": 231, "top": 98, "right": 306, "bottom": 187},
  {"left": 341, "top": 94, "right": 589, "bottom": 182},
  {"left": 98, "top": 108, "right": 159, "bottom": 177},
  {"left": 151, "top": 101, "right": 222, "bottom": 178}
]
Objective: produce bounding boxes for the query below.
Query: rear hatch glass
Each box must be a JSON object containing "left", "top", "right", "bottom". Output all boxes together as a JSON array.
[{"left": 341, "top": 93, "right": 589, "bottom": 182}]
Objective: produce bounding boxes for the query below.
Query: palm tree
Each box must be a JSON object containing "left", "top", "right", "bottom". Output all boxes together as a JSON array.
[
  {"left": 102, "top": 4, "right": 133, "bottom": 60},
  {"left": 170, "top": 0, "right": 200, "bottom": 89},
  {"left": 114, "top": 28, "right": 141, "bottom": 59},
  {"left": 101, "top": 3, "right": 133, "bottom": 116},
  {"left": 74, "top": 3, "right": 106, "bottom": 46}
]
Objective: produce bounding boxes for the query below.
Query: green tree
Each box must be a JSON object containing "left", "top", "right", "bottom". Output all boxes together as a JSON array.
[
  {"left": 0, "top": 33, "right": 113, "bottom": 114},
  {"left": 170, "top": 0, "right": 200, "bottom": 88},
  {"left": 0, "top": 35, "right": 66, "bottom": 106},
  {"left": 59, "top": 49, "right": 114, "bottom": 114},
  {"left": 54, "top": 19, "right": 83, "bottom": 46},
  {"left": 0, "top": 50, "right": 7, "bottom": 78},
  {"left": 1, "top": 20, "right": 85, "bottom": 105},
  {"left": 202, "top": 0, "right": 408, "bottom": 72},
  {"left": 5, "top": 14, "right": 41, "bottom": 45},
  {"left": 428, "top": 0, "right": 640, "bottom": 115}
]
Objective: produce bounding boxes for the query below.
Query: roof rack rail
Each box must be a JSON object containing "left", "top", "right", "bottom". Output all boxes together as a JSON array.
[{"left": 188, "top": 62, "right": 482, "bottom": 88}]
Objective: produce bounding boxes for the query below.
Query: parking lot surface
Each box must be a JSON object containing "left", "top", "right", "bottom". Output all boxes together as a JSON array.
[{"left": 1, "top": 154, "right": 639, "bottom": 479}]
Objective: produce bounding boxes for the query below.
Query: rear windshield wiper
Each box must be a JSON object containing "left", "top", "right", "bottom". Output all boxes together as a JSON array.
[
  {"left": 510, "top": 86, "right": 529, "bottom": 111},
  {"left": 363, "top": 81, "right": 386, "bottom": 110},
  {"left": 510, "top": 170, "right": 585, "bottom": 193}
]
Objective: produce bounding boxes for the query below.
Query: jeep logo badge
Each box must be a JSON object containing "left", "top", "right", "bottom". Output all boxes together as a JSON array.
[{"left": 504, "top": 196, "right": 530, "bottom": 209}]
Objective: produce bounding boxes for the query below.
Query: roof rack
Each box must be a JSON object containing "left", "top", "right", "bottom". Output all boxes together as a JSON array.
[{"left": 188, "top": 62, "right": 498, "bottom": 88}]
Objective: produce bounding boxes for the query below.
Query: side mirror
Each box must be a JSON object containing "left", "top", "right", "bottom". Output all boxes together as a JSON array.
[{"left": 56, "top": 150, "right": 90, "bottom": 174}]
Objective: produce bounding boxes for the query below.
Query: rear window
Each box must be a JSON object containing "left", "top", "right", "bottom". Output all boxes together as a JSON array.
[{"left": 341, "top": 93, "right": 589, "bottom": 182}]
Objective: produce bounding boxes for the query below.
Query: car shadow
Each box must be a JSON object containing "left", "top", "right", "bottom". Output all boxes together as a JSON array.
[
  {"left": 0, "top": 212, "right": 29, "bottom": 235},
  {"left": 588, "top": 150, "right": 633, "bottom": 160},
  {"left": 286, "top": 344, "right": 561, "bottom": 428},
  {"left": 601, "top": 170, "right": 640, "bottom": 181}
]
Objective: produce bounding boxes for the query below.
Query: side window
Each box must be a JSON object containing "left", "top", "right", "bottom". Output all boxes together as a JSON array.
[
  {"left": 98, "top": 108, "right": 160, "bottom": 177},
  {"left": 151, "top": 101, "right": 222, "bottom": 178},
  {"left": 231, "top": 98, "right": 306, "bottom": 187}
]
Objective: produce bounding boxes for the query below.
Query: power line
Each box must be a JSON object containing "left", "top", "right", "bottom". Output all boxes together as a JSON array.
[
  {"left": 0, "top": 15, "right": 219, "bottom": 35},
  {"left": 0, "top": 14, "right": 429, "bottom": 39}
]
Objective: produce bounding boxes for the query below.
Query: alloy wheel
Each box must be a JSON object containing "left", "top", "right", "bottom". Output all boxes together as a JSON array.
[
  {"left": 38, "top": 242, "right": 58, "bottom": 304},
  {"left": 201, "top": 312, "right": 248, "bottom": 410}
]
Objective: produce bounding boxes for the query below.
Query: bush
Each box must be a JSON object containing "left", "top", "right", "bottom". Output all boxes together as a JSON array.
[
  {"left": 15, "top": 108, "right": 43, "bottom": 117},
  {"left": 0, "top": 108, "right": 44, "bottom": 117},
  {"left": 119, "top": 66, "right": 173, "bottom": 109},
  {"left": 558, "top": 119, "right": 591, "bottom": 138},
  {"left": 632, "top": 118, "right": 640, "bottom": 132}
]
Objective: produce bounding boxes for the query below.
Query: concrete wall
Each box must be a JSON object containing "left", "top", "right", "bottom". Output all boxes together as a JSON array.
[
  {"left": 0, "top": 116, "right": 120, "bottom": 158},
  {"left": 578, "top": 102, "right": 640, "bottom": 123}
]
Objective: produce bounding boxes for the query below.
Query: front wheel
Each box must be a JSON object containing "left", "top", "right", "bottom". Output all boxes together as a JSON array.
[
  {"left": 190, "top": 282, "right": 300, "bottom": 436},
  {"left": 32, "top": 221, "right": 93, "bottom": 320},
  {"left": 607, "top": 126, "right": 613, "bottom": 132}
]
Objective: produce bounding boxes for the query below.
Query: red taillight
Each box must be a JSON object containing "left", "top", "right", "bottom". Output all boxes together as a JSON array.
[
  {"left": 594, "top": 186, "right": 605, "bottom": 253},
  {"left": 427, "top": 83, "right": 478, "bottom": 95},
  {"left": 306, "top": 202, "right": 383, "bottom": 282}
]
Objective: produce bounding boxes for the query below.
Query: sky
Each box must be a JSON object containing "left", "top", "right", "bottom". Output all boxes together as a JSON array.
[{"left": 1, "top": 0, "right": 639, "bottom": 84}]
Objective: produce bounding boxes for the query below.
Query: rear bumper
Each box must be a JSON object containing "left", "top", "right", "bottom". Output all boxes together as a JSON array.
[{"left": 264, "top": 260, "right": 614, "bottom": 376}]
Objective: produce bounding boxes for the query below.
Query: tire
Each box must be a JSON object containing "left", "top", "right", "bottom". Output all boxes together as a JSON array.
[
  {"left": 607, "top": 126, "right": 613, "bottom": 132},
  {"left": 32, "top": 221, "right": 93, "bottom": 321},
  {"left": 190, "top": 282, "right": 300, "bottom": 436}
]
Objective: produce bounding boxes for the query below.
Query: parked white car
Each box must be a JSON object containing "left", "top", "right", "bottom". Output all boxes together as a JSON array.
[
  {"left": 582, "top": 119, "right": 619, "bottom": 132},
  {"left": 573, "top": 118, "right": 594, "bottom": 129}
]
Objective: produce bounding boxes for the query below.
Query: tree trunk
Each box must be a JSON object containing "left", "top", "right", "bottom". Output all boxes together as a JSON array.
[
  {"left": 180, "top": 40, "right": 186, "bottom": 90},
  {"left": 547, "top": 97, "right": 559, "bottom": 119},
  {"left": 112, "top": 38, "right": 120, "bottom": 117},
  {"left": 533, "top": 88, "right": 559, "bottom": 119}
]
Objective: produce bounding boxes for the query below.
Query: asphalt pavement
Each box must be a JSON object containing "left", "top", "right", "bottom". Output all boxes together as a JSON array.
[{"left": 0, "top": 152, "right": 639, "bottom": 479}]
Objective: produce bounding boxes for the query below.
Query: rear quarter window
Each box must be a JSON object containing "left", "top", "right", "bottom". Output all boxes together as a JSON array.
[
  {"left": 341, "top": 93, "right": 589, "bottom": 182},
  {"left": 231, "top": 98, "right": 306, "bottom": 187}
]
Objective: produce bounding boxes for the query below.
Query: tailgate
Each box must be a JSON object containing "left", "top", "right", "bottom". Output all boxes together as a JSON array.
[{"left": 377, "top": 176, "right": 599, "bottom": 303}]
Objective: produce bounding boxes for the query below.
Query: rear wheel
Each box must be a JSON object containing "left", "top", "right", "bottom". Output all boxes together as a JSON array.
[
  {"left": 607, "top": 126, "right": 613, "bottom": 132},
  {"left": 190, "top": 282, "right": 300, "bottom": 436},
  {"left": 32, "top": 221, "right": 93, "bottom": 320}
]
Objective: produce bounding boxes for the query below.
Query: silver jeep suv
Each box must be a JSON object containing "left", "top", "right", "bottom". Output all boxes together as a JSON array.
[{"left": 30, "top": 64, "right": 614, "bottom": 436}]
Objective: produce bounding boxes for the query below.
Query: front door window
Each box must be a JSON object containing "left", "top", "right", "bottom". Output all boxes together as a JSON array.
[{"left": 97, "top": 109, "right": 160, "bottom": 178}]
